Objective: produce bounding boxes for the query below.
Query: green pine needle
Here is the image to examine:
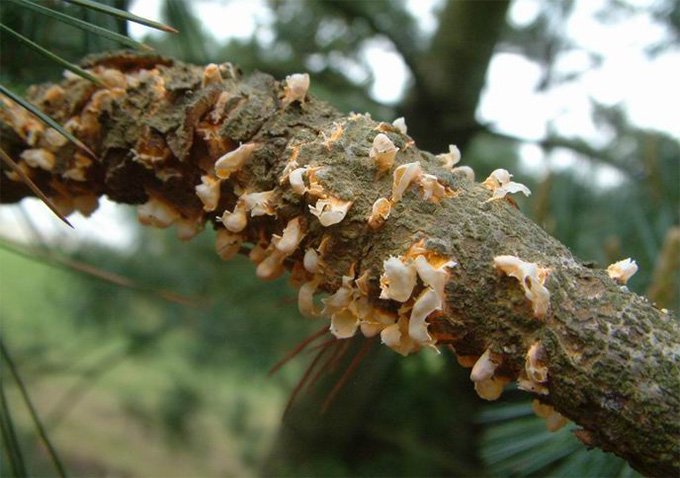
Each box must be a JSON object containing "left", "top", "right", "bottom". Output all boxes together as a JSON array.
[
  {"left": 0, "top": 376, "right": 28, "bottom": 478},
  {"left": 0, "top": 24, "right": 103, "bottom": 86},
  {"left": 61, "top": 0, "right": 177, "bottom": 33},
  {"left": 1, "top": 339, "right": 68, "bottom": 478},
  {"left": 8, "top": 0, "right": 152, "bottom": 51}
]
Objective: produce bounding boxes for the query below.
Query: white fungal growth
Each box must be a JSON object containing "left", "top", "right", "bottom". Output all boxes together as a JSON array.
[
  {"left": 242, "top": 190, "right": 277, "bottom": 216},
  {"left": 289, "top": 167, "right": 308, "bottom": 195},
  {"left": 330, "top": 308, "right": 360, "bottom": 339},
  {"left": 409, "top": 287, "right": 441, "bottom": 344},
  {"left": 367, "top": 197, "right": 392, "bottom": 229},
  {"left": 221, "top": 201, "right": 248, "bottom": 232},
  {"left": 414, "top": 255, "right": 456, "bottom": 303},
  {"left": 494, "top": 255, "right": 551, "bottom": 318},
  {"left": 201, "top": 63, "right": 223, "bottom": 87},
  {"left": 303, "top": 248, "right": 319, "bottom": 274},
  {"left": 175, "top": 217, "right": 204, "bottom": 241},
  {"left": 62, "top": 153, "right": 92, "bottom": 182},
  {"left": 474, "top": 377, "right": 507, "bottom": 401},
  {"left": 381, "top": 316, "right": 419, "bottom": 356},
  {"left": 379, "top": 256, "right": 417, "bottom": 302},
  {"left": 249, "top": 242, "right": 268, "bottom": 265},
  {"left": 322, "top": 275, "right": 360, "bottom": 339},
  {"left": 452, "top": 165, "right": 475, "bottom": 182},
  {"left": 607, "top": 258, "right": 638, "bottom": 285},
  {"left": 272, "top": 217, "right": 305, "bottom": 255},
  {"left": 360, "top": 308, "right": 397, "bottom": 338},
  {"left": 392, "top": 117, "right": 407, "bottom": 135},
  {"left": 214, "top": 143, "right": 256, "bottom": 179},
  {"left": 306, "top": 167, "right": 326, "bottom": 197},
  {"left": 43, "top": 128, "right": 69, "bottom": 149},
  {"left": 470, "top": 349, "right": 501, "bottom": 382},
  {"left": 532, "top": 400, "right": 568, "bottom": 432},
  {"left": 255, "top": 250, "right": 286, "bottom": 281},
  {"left": 137, "top": 197, "right": 180, "bottom": 228},
  {"left": 391, "top": 162, "right": 423, "bottom": 202},
  {"left": 370, "top": 133, "right": 399, "bottom": 173},
  {"left": 72, "top": 194, "right": 99, "bottom": 217},
  {"left": 308, "top": 197, "right": 353, "bottom": 226},
  {"left": 526, "top": 342, "right": 549, "bottom": 384},
  {"left": 298, "top": 278, "right": 321, "bottom": 317},
  {"left": 483, "top": 168, "right": 531, "bottom": 201},
  {"left": 20, "top": 148, "right": 55, "bottom": 171},
  {"left": 418, "top": 173, "right": 453, "bottom": 202},
  {"left": 195, "top": 175, "right": 221, "bottom": 212},
  {"left": 282, "top": 73, "right": 310, "bottom": 106},
  {"left": 322, "top": 275, "right": 355, "bottom": 316},
  {"left": 437, "top": 145, "right": 461, "bottom": 170}
]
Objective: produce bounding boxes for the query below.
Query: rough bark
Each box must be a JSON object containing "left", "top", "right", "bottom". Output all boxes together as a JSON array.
[{"left": 0, "top": 52, "right": 678, "bottom": 476}]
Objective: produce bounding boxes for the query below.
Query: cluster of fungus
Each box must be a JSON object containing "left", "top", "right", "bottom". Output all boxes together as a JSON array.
[{"left": 2, "top": 57, "right": 649, "bottom": 437}]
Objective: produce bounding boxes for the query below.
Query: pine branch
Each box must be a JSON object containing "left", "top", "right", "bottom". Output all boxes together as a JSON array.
[{"left": 0, "top": 51, "right": 677, "bottom": 476}]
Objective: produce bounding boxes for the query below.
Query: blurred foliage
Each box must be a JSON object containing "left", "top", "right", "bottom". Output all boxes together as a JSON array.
[{"left": 1, "top": 0, "right": 678, "bottom": 477}]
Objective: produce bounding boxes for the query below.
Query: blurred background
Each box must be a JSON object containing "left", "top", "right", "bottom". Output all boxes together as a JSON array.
[{"left": 0, "top": 0, "right": 678, "bottom": 476}]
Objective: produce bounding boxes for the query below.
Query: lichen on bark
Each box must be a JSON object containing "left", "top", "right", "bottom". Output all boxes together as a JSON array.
[{"left": 0, "top": 51, "right": 678, "bottom": 476}]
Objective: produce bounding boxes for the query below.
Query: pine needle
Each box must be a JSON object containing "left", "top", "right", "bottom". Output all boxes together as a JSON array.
[
  {"left": 0, "top": 238, "right": 201, "bottom": 307},
  {"left": 1, "top": 339, "right": 68, "bottom": 478},
  {"left": 0, "top": 375, "right": 28, "bottom": 478},
  {"left": 8, "top": 0, "right": 152, "bottom": 51},
  {"left": 0, "top": 147, "right": 74, "bottom": 228},
  {"left": 321, "top": 338, "right": 374, "bottom": 414},
  {"left": 61, "top": 0, "right": 178, "bottom": 33},
  {"left": 268, "top": 325, "right": 329, "bottom": 376},
  {"left": 0, "top": 24, "right": 103, "bottom": 86}
]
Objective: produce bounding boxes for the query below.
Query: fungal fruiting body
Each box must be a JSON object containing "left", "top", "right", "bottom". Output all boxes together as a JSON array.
[
  {"left": 607, "top": 258, "right": 638, "bottom": 285},
  {"left": 242, "top": 190, "right": 278, "bottom": 217},
  {"left": 390, "top": 161, "right": 453, "bottom": 204},
  {"left": 303, "top": 248, "right": 319, "bottom": 274},
  {"left": 379, "top": 256, "right": 417, "bottom": 302},
  {"left": 367, "top": 197, "right": 392, "bottom": 230},
  {"left": 201, "top": 63, "right": 223, "bottom": 87},
  {"left": 369, "top": 133, "right": 399, "bottom": 173},
  {"left": 377, "top": 244, "right": 456, "bottom": 351},
  {"left": 391, "top": 162, "right": 423, "bottom": 202},
  {"left": 323, "top": 274, "right": 359, "bottom": 339},
  {"left": 392, "top": 117, "right": 407, "bottom": 135},
  {"left": 483, "top": 169, "right": 531, "bottom": 201},
  {"left": 195, "top": 175, "right": 221, "bottom": 211},
  {"left": 532, "top": 400, "right": 568, "bottom": 432},
  {"left": 288, "top": 167, "right": 308, "bottom": 195},
  {"left": 518, "top": 342, "right": 549, "bottom": 395},
  {"left": 409, "top": 287, "right": 442, "bottom": 344},
  {"left": 309, "top": 197, "right": 353, "bottom": 226},
  {"left": 470, "top": 348, "right": 507, "bottom": 400},
  {"left": 221, "top": 201, "right": 248, "bottom": 232},
  {"left": 137, "top": 197, "right": 180, "bottom": 228},
  {"left": 282, "top": 73, "right": 310, "bottom": 106},
  {"left": 215, "top": 230, "right": 242, "bottom": 260},
  {"left": 419, "top": 173, "right": 454, "bottom": 202},
  {"left": 452, "top": 165, "right": 475, "bottom": 182},
  {"left": 214, "top": 143, "right": 257, "bottom": 179},
  {"left": 437, "top": 144, "right": 461, "bottom": 171},
  {"left": 20, "top": 148, "right": 55, "bottom": 171},
  {"left": 272, "top": 217, "right": 305, "bottom": 255},
  {"left": 494, "top": 255, "right": 551, "bottom": 318}
]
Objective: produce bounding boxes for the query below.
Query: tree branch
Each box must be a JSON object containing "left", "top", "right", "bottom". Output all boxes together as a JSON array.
[{"left": 0, "top": 52, "right": 677, "bottom": 476}]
